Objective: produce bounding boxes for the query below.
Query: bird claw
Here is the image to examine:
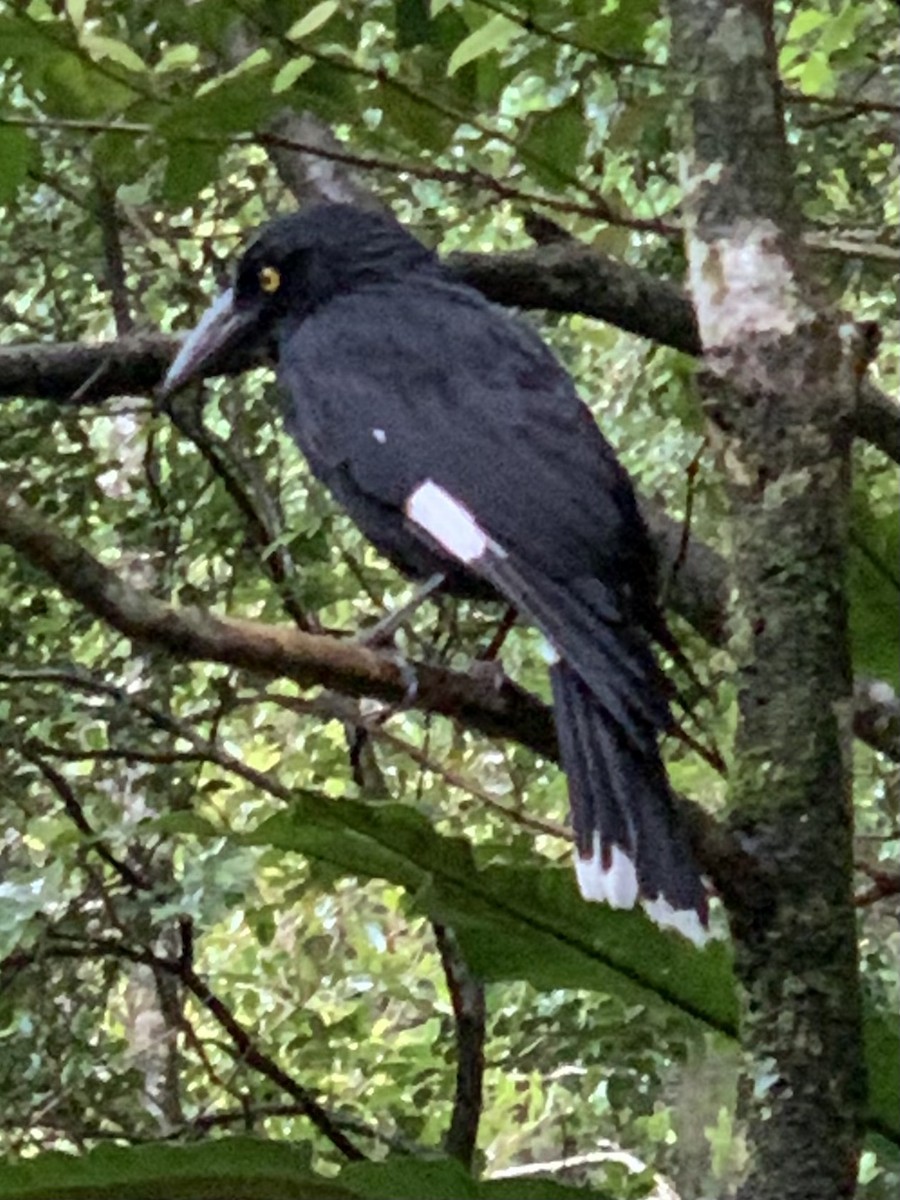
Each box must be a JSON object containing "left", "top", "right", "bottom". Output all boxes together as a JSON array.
[
  {"left": 363, "top": 649, "right": 420, "bottom": 726},
  {"left": 394, "top": 654, "right": 420, "bottom": 708},
  {"left": 468, "top": 657, "right": 507, "bottom": 693}
]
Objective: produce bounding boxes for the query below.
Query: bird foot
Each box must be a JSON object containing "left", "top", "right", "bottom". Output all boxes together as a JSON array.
[{"left": 468, "top": 657, "right": 507, "bottom": 693}]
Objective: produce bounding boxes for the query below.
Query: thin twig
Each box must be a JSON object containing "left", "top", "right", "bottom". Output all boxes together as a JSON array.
[
  {"left": 94, "top": 175, "right": 134, "bottom": 336},
  {"left": 165, "top": 394, "right": 317, "bottom": 632},
  {"left": 18, "top": 747, "right": 150, "bottom": 891},
  {"left": 262, "top": 688, "right": 571, "bottom": 841},
  {"left": 433, "top": 923, "right": 486, "bottom": 1170},
  {"left": 2, "top": 934, "right": 366, "bottom": 1161}
]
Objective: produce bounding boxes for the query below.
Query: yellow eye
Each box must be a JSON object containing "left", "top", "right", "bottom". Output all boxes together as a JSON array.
[{"left": 258, "top": 265, "right": 281, "bottom": 294}]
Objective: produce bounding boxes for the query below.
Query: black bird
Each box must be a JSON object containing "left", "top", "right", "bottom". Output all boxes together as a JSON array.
[{"left": 161, "top": 203, "right": 708, "bottom": 941}]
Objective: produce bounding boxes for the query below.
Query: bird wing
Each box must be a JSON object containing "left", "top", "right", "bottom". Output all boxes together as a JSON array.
[
  {"left": 277, "top": 275, "right": 669, "bottom": 737},
  {"left": 279, "top": 279, "right": 652, "bottom": 579}
]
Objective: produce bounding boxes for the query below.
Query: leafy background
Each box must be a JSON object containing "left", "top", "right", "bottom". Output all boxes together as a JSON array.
[{"left": 0, "top": 1, "right": 897, "bottom": 1197}]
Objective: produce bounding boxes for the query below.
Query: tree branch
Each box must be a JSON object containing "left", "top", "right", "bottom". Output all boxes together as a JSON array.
[
  {"left": 0, "top": 487, "right": 554, "bottom": 753},
  {"left": 0, "top": 478, "right": 894, "bottom": 798},
  {"left": 175, "top": 955, "right": 364, "bottom": 1160},
  {"left": 0, "top": 485, "right": 752, "bottom": 897},
  {"left": 18, "top": 748, "right": 150, "bottom": 891},
  {"left": 0, "top": 249, "right": 896, "bottom": 464},
  {"left": 0, "top": 480, "right": 563, "bottom": 782},
  {"left": 165, "top": 392, "right": 317, "bottom": 632}
]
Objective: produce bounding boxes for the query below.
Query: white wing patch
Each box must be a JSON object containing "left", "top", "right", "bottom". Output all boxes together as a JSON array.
[
  {"left": 405, "top": 479, "right": 499, "bottom": 565},
  {"left": 372, "top": 428, "right": 387, "bottom": 443}
]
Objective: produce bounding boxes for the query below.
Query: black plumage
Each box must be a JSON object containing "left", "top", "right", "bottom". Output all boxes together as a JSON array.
[{"left": 161, "top": 203, "right": 708, "bottom": 939}]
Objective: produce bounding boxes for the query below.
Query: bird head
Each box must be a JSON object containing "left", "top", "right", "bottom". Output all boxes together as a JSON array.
[{"left": 159, "top": 203, "right": 436, "bottom": 399}]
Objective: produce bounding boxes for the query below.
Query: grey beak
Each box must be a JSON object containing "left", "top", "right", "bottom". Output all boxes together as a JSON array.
[{"left": 159, "top": 289, "right": 259, "bottom": 399}]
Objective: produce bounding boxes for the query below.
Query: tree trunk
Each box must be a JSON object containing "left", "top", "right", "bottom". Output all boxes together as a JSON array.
[{"left": 667, "top": 1, "right": 866, "bottom": 1195}]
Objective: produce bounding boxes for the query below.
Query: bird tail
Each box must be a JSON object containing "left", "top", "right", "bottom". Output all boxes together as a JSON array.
[
  {"left": 466, "top": 545, "right": 709, "bottom": 941},
  {"left": 549, "top": 660, "right": 709, "bottom": 943}
]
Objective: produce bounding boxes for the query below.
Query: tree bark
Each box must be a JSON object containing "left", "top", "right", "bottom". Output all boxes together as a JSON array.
[{"left": 668, "top": 1, "right": 865, "bottom": 1196}]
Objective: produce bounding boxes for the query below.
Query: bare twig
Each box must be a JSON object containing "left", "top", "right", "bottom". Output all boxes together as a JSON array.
[
  {"left": 262, "top": 689, "right": 570, "bottom": 841},
  {"left": 488, "top": 1149, "right": 679, "bottom": 1198},
  {"left": 164, "top": 393, "right": 317, "bottom": 632},
  {"left": 18, "top": 748, "right": 150, "bottom": 891},
  {"left": 94, "top": 176, "right": 134, "bottom": 336},
  {"left": 854, "top": 863, "right": 900, "bottom": 907},
  {"left": 433, "top": 924, "right": 485, "bottom": 1170}
]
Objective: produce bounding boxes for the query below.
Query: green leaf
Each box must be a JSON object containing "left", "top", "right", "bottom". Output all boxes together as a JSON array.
[
  {"left": 65, "top": 0, "right": 87, "bottom": 33},
  {"left": 447, "top": 13, "right": 521, "bottom": 77},
  {"left": 161, "top": 67, "right": 279, "bottom": 136},
  {"left": 395, "top": 0, "right": 432, "bottom": 50},
  {"left": 797, "top": 51, "right": 835, "bottom": 97},
  {"left": 818, "top": 3, "right": 865, "bottom": 55},
  {"left": 247, "top": 793, "right": 736, "bottom": 1028},
  {"left": 286, "top": 1, "right": 340, "bottom": 42},
  {"left": 0, "top": 1139, "right": 353, "bottom": 1199},
  {"left": 273, "top": 56, "right": 314, "bottom": 95},
  {"left": 0, "top": 127, "right": 31, "bottom": 205},
  {"left": 147, "top": 809, "right": 221, "bottom": 837},
  {"left": 341, "top": 1158, "right": 478, "bottom": 1200},
  {"left": 785, "top": 9, "right": 829, "bottom": 40},
  {"left": 241, "top": 792, "right": 898, "bottom": 1140},
  {"left": 194, "top": 48, "right": 271, "bottom": 97},
  {"left": 79, "top": 32, "right": 147, "bottom": 73},
  {"left": 156, "top": 43, "right": 200, "bottom": 72},
  {"left": 91, "top": 130, "right": 146, "bottom": 186},
  {"left": 378, "top": 80, "right": 454, "bottom": 152},
  {"left": 849, "top": 491, "right": 900, "bottom": 685},
  {"left": 573, "top": 0, "right": 659, "bottom": 56},
  {"left": 41, "top": 50, "right": 136, "bottom": 117},
  {"left": 163, "top": 139, "right": 223, "bottom": 206},
  {"left": 275, "top": 60, "right": 360, "bottom": 123},
  {"left": 605, "top": 94, "right": 670, "bottom": 154},
  {"left": 0, "top": 1144, "right": 615, "bottom": 1200},
  {"left": 519, "top": 98, "right": 589, "bottom": 189},
  {"left": 865, "top": 1009, "right": 900, "bottom": 1142},
  {"left": 341, "top": 1158, "right": 602, "bottom": 1199}
]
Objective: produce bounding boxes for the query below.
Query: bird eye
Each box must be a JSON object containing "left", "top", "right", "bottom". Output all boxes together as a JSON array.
[{"left": 258, "top": 265, "right": 281, "bottom": 294}]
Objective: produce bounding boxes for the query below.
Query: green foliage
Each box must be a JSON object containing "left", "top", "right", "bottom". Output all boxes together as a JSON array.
[
  {"left": 247, "top": 794, "right": 740, "bottom": 1032},
  {"left": 0, "top": 1140, "right": 616, "bottom": 1200},
  {"left": 0, "top": 1140, "right": 345, "bottom": 1200},
  {"left": 446, "top": 14, "right": 522, "bottom": 78},
  {"left": 0, "top": 127, "right": 31, "bottom": 203},
  {"left": 0, "top": 0, "right": 896, "bottom": 1196},
  {"left": 849, "top": 484, "right": 900, "bottom": 686},
  {"left": 519, "top": 99, "right": 590, "bottom": 190}
]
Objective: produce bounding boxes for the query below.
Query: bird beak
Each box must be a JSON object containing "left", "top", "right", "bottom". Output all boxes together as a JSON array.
[{"left": 159, "top": 288, "right": 259, "bottom": 398}]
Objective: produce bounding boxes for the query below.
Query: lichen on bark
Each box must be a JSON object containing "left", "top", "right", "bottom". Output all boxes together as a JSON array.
[{"left": 668, "top": 0, "right": 867, "bottom": 1195}]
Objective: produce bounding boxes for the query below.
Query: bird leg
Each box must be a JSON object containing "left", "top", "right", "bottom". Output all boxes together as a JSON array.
[
  {"left": 359, "top": 572, "right": 446, "bottom": 648},
  {"left": 479, "top": 604, "right": 517, "bottom": 662},
  {"left": 355, "top": 573, "right": 446, "bottom": 717}
]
